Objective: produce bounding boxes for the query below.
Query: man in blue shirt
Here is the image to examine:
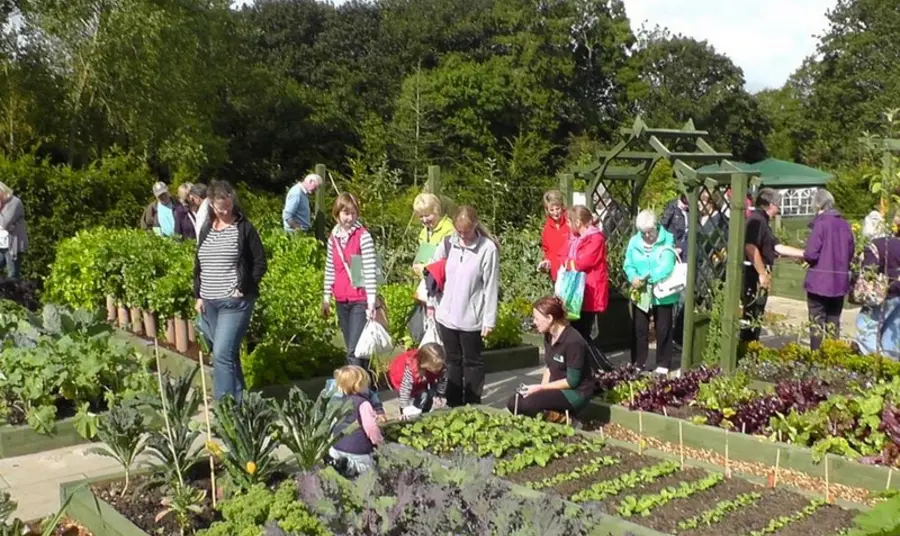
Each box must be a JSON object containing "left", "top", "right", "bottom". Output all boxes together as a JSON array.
[{"left": 282, "top": 173, "right": 323, "bottom": 232}]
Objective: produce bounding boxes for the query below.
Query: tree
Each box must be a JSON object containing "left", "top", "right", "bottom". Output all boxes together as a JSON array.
[{"left": 631, "top": 28, "right": 771, "bottom": 161}]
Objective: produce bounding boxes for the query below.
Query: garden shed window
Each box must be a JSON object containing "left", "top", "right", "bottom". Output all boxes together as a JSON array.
[{"left": 778, "top": 187, "right": 816, "bottom": 217}]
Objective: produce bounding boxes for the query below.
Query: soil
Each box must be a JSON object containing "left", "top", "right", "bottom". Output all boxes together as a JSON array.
[
  {"left": 769, "top": 503, "right": 858, "bottom": 536},
  {"left": 552, "top": 450, "right": 656, "bottom": 498},
  {"left": 663, "top": 405, "right": 706, "bottom": 421},
  {"left": 641, "top": 476, "right": 761, "bottom": 534},
  {"left": 681, "top": 489, "right": 812, "bottom": 536},
  {"left": 503, "top": 446, "right": 636, "bottom": 486},
  {"left": 92, "top": 474, "right": 217, "bottom": 535}
]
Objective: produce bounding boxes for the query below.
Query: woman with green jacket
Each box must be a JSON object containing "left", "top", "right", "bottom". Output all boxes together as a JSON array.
[{"left": 624, "top": 209, "right": 679, "bottom": 374}]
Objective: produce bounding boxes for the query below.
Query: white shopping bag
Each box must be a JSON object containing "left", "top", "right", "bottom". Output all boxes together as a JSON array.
[
  {"left": 354, "top": 320, "right": 393, "bottom": 358},
  {"left": 419, "top": 318, "right": 442, "bottom": 348}
]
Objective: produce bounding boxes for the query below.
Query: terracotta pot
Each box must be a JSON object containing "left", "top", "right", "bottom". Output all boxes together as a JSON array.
[
  {"left": 174, "top": 316, "right": 189, "bottom": 354},
  {"left": 143, "top": 311, "right": 157, "bottom": 339},
  {"left": 117, "top": 306, "right": 130, "bottom": 329},
  {"left": 187, "top": 321, "right": 196, "bottom": 343},
  {"left": 106, "top": 295, "right": 116, "bottom": 323},
  {"left": 130, "top": 307, "right": 144, "bottom": 335},
  {"left": 165, "top": 318, "right": 176, "bottom": 344}
]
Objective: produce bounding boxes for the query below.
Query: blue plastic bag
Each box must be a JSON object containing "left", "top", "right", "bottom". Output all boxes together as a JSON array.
[{"left": 555, "top": 268, "right": 585, "bottom": 320}]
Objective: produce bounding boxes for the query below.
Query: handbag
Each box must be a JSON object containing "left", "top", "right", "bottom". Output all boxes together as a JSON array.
[
  {"left": 850, "top": 244, "right": 889, "bottom": 307},
  {"left": 554, "top": 267, "right": 585, "bottom": 320},
  {"left": 653, "top": 246, "right": 687, "bottom": 299}
]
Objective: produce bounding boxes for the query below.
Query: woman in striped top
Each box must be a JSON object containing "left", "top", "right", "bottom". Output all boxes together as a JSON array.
[
  {"left": 194, "top": 181, "right": 267, "bottom": 403},
  {"left": 322, "top": 193, "right": 379, "bottom": 368}
]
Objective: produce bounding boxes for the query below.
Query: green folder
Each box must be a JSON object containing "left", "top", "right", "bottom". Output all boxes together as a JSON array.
[
  {"left": 349, "top": 254, "right": 386, "bottom": 288},
  {"left": 635, "top": 288, "right": 652, "bottom": 313},
  {"left": 414, "top": 243, "right": 437, "bottom": 265}
]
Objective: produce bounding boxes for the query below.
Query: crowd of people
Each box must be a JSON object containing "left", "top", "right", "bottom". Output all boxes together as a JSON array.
[{"left": 115, "top": 174, "right": 900, "bottom": 472}]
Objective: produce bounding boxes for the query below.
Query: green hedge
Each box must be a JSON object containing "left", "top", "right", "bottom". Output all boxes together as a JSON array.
[{"left": 0, "top": 153, "right": 153, "bottom": 281}]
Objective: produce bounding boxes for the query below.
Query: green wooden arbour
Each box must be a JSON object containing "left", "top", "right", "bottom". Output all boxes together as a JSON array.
[{"left": 567, "top": 117, "right": 761, "bottom": 373}]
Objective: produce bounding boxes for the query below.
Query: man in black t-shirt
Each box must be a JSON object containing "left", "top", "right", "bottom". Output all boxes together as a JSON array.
[{"left": 742, "top": 188, "right": 804, "bottom": 341}]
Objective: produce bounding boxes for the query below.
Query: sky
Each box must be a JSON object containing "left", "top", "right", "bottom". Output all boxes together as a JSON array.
[{"left": 232, "top": 0, "right": 835, "bottom": 92}]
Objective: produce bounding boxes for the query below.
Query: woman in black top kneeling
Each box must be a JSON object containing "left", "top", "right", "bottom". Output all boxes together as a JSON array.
[{"left": 507, "top": 296, "right": 595, "bottom": 418}]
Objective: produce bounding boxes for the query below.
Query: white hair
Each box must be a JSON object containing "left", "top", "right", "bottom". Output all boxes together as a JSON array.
[
  {"left": 304, "top": 173, "right": 323, "bottom": 186},
  {"left": 862, "top": 210, "right": 887, "bottom": 240},
  {"left": 635, "top": 209, "right": 657, "bottom": 233},
  {"left": 0, "top": 182, "right": 13, "bottom": 200},
  {"left": 813, "top": 189, "right": 835, "bottom": 212}
]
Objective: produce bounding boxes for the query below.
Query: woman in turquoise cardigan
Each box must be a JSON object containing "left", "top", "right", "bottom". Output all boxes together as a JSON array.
[{"left": 624, "top": 209, "right": 679, "bottom": 374}]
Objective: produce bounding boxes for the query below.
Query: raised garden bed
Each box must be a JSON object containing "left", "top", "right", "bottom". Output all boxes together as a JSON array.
[
  {"left": 388, "top": 407, "right": 862, "bottom": 535},
  {"left": 584, "top": 400, "right": 900, "bottom": 494},
  {"left": 0, "top": 414, "right": 92, "bottom": 459}
]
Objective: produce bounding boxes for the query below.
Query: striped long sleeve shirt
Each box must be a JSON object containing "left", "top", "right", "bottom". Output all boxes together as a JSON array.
[
  {"left": 398, "top": 366, "right": 448, "bottom": 408},
  {"left": 323, "top": 222, "right": 378, "bottom": 309}
]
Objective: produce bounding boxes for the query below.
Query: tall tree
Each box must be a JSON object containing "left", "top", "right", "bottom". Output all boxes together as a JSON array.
[{"left": 631, "top": 28, "right": 771, "bottom": 161}]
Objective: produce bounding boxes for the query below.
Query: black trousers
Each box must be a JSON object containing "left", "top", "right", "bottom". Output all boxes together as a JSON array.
[
  {"left": 631, "top": 304, "right": 674, "bottom": 370},
  {"left": 740, "top": 267, "right": 768, "bottom": 342},
  {"left": 437, "top": 323, "right": 484, "bottom": 406},
  {"left": 807, "top": 292, "right": 844, "bottom": 350},
  {"left": 506, "top": 390, "right": 576, "bottom": 418},
  {"left": 570, "top": 311, "right": 598, "bottom": 344}
]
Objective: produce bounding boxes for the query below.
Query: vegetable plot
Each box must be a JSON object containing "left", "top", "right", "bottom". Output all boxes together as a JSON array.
[{"left": 390, "top": 408, "right": 860, "bottom": 536}]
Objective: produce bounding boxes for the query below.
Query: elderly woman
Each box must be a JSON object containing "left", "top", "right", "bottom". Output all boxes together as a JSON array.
[
  {"left": 803, "top": 189, "right": 854, "bottom": 349},
  {"left": 409, "top": 193, "right": 455, "bottom": 343},
  {"left": 624, "top": 210, "right": 678, "bottom": 374},
  {"left": 0, "top": 183, "right": 27, "bottom": 280},
  {"left": 855, "top": 210, "right": 900, "bottom": 358}
]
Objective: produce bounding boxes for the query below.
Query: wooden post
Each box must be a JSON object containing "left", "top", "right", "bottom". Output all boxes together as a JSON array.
[
  {"left": 559, "top": 173, "right": 574, "bottom": 207},
  {"left": 720, "top": 173, "right": 748, "bottom": 373},
  {"left": 425, "top": 165, "right": 441, "bottom": 195},
  {"left": 314, "top": 163, "right": 327, "bottom": 242},
  {"left": 682, "top": 185, "right": 700, "bottom": 369}
]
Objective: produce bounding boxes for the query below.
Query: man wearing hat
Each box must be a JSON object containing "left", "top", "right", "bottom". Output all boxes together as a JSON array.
[
  {"left": 283, "top": 173, "right": 323, "bottom": 232},
  {"left": 140, "top": 181, "right": 177, "bottom": 237}
]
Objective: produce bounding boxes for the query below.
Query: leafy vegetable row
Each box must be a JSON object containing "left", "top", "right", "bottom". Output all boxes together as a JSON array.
[
  {"left": 570, "top": 460, "right": 680, "bottom": 503},
  {"left": 675, "top": 492, "right": 762, "bottom": 532},
  {"left": 525, "top": 455, "right": 619, "bottom": 490},
  {"left": 617, "top": 472, "right": 725, "bottom": 517},
  {"left": 747, "top": 499, "right": 825, "bottom": 536},
  {"left": 493, "top": 439, "right": 605, "bottom": 477}
]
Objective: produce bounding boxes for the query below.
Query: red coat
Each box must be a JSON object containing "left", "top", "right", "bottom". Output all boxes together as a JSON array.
[
  {"left": 566, "top": 226, "right": 609, "bottom": 313},
  {"left": 541, "top": 213, "right": 570, "bottom": 281}
]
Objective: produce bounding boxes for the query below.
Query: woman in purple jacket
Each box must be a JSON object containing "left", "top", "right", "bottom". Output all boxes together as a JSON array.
[{"left": 803, "top": 189, "right": 855, "bottom": 350}]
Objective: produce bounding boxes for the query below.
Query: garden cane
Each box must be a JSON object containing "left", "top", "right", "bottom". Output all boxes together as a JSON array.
[{"left": 198, "top": 350, "right": 217, "bottom": 508}]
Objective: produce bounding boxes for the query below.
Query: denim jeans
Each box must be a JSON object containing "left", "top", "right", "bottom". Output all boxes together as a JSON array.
[
  {"left": 0, "top": 250, "right": 21, "bottom": 280},
  {"left": 337, "top": 300, "right": 368, "bottom": 367},
  {"left": 197, "top": 297, "right": 255, "bottom": 403},
  {"left": 436, "top": 322, "right": 484, "bottom": 406}
]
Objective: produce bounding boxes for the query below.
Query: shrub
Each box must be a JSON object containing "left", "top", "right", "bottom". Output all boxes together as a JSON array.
[
  {"left": 379, "top": 283, "right": 417, "bottom": 348},
  {"left": 485, "top": 300, "right": 527, "bottom": 350},
  {"left": 498, "top": 219, "right": 552, "bottom": 304},
  {"left": 0, "top": 153, "right": 154, "bottom": 281}
]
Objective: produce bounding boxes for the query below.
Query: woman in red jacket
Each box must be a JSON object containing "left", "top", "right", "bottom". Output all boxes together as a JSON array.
[
  {"left": 539, "top": 190, "right": 569, "bottom": 282},
  {"left": 564, "top": 205, "right": 609, "bottom": 343}
]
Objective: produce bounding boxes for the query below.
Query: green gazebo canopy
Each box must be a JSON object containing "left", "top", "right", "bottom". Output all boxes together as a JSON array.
[{"left": 697, "top": 158, "right": 834, "bottom": 187}]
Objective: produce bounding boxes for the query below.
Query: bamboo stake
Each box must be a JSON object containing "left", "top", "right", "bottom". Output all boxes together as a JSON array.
[
  {"left": 774, "top": 445, "right": 781, "bottom": 488},
  {"left": 662, "top": 406, "right": 668, "bottom": 417},
  {"left": 198, "top": 350, "right": 217, "bottom": 509},
  {"left": 887, "top": 467, "right": 894, "bottom": 491},
  {"left": 638, "top": 410, "right": 644, "bottom": 455},
  {"left": 678, "top": 419, "right": 685, "bottom": 470},
  {"left": 600, "top": 426, "right": 605, "bottom": 441},
  {"left": 514, "top": 393, "right": 519, "bottom": 416},
  {"left": 565, "top": 410, "right": 571, "bottom": 427},
  {"left": 629, "top": 383, "right": 636, "bottom": 406},
  {"left": 825, "top": 456, "right": 831, "bottom": 503}
]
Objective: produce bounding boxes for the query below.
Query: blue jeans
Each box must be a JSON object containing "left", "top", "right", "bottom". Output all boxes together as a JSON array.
[
  {"left": 0, "top": 250, "right": 21, "bottom": 280},
  {"left": 197, "top": 297, "right": 255, "bottom": 402},
  {"left": 337, "top": 300, "right": 368, "bottom": 367},
  {"left": 856, "top": 298, "right": 900, "bottom": 359}
]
